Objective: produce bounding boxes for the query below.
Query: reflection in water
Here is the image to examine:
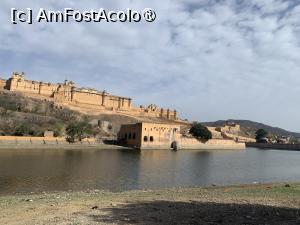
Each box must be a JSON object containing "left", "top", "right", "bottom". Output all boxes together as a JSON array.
[
  {"left": 0, "top": 148, "right": 300, "bottom": 194},
  {"left": 187, "top": 151, "right": 213, "bottom": 185}
]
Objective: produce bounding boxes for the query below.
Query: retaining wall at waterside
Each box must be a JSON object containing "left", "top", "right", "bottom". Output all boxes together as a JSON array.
[
  {"left": 0, "top": 136, "right": 100, "bottom": 149},
  {"left": 246, "top": 142, "right": 300, "bottom": 150},
  {"left": 180, "top": 138, "right": 246, "bottom": 150}
]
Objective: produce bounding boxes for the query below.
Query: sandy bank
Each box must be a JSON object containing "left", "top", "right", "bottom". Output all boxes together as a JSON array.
[{"left": 1, "top": 183, "right": 299, "bottom": 224}]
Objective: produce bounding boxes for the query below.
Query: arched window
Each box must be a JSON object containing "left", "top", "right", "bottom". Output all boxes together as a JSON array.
[
  {"left": 150, "top": 136, "right": 154, "bottom": 142},
  {"left": 133, "top": 133, "right": 136, "bottom": 139},
  {"left": 128, "top": 133, "right": 132, "bottom": 139},
  {"left": 144, "top": 136, "right": 148, "bottom": 142}
]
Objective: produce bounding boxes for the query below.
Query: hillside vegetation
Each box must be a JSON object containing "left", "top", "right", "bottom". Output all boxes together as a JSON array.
[
  {"left": 0, "top": 90, "right": 80, "bottom": 136},
  {"left": 0, "top": 90, "right": 140, "bottom": 137},
  {"left": 5, "top": 90, "right": 296, "bottom": 140},
  {"left": 203, "top": 120, "right": 300, "bottom": 138}
]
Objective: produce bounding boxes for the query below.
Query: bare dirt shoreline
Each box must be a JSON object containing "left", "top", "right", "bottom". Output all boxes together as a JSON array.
[{"left": 1, "top": 183, "right": 300, "bottom": 224}]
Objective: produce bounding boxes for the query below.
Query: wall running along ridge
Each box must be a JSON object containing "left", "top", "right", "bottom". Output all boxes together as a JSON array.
[{"left": 0, "top": 72, "right": 178, "bottom": 120}]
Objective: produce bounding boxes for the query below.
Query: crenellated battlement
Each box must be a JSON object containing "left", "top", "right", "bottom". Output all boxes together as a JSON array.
[{"left": 0, "top": 72, "right": 178, "bottom": 120}]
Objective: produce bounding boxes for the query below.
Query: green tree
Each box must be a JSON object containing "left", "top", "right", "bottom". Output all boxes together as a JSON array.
[
  {"left": 66, "top": 120, "right": 93, "bottom": 143},
  {"left": 189, "top": 122, "right": 212, "bottom": 141},
  {"left": 14, "top": 123, "right": 34, "bottom": 136},
  {"left": 66, "top": 123, "right": 80, "bottom": 143},
  {"left": 52, "top": 122, "right": 63, "bottom": 137},
  {"left": 255, "top": 129, "right": 268, "bottom": 141}
]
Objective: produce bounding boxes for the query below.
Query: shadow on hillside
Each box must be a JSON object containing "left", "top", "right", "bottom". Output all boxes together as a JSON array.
[{"left": 89, "top": 200, "right": 299, "bottom": 225}]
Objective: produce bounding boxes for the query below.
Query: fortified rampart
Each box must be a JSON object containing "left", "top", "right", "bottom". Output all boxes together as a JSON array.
[
  {"left": 207, "top": 125, "right": 255, "bottom": 143},
  {"left": 0, "top": 72, "right": 178, "bottom": 120}
]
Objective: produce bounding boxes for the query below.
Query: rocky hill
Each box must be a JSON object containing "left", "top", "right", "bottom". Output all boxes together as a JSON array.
[
  {"left": 5, "top": 90, "right": 295, "bottom": 140},
  {"left": 0, "top": 90, "right": 138, "bottom": 137},
  {"left": 202, "top": 120, "right": 300, "bottom": 138},
  {"left": 0, "top": 90, "right": 180, "bottom": 138}
]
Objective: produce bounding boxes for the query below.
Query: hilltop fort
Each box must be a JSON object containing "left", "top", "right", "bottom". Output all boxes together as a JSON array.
[
  {"left": 0, "top": 72, "right": 251, "bottom": 150},
  {"left": 0, "top": 72, "right": 178, "bottom": 120}
]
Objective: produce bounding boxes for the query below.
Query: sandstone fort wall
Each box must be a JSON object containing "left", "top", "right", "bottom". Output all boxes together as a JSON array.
[
  {"left": 180, "top": 138, "right": 245, "bottom": 150},
  {"left": 0, "top": 79, "right": 6, "bottom": 89},
  {"left": 0, "top": 72, "right": 178, "bottom": 120}
]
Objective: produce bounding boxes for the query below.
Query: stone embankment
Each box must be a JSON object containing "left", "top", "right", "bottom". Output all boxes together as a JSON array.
[
  {"left": 246, "top": 142, "right": 300, "bottom": 151},
  {"left": 180, "top": 138, "right": 246, "bottom": 150},
  {"left": 0, "top": 136, "right": 128, "bottom": 150},
  {"left": 0, "top": 136, "right": 246, "bottom": 150}
]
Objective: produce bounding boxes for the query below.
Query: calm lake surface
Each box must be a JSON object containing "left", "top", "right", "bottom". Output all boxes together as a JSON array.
[{"left": 0, "top": 148, "right": 300, "bottom": 194}]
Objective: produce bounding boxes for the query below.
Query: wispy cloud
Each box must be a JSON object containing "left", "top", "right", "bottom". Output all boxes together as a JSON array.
[{"left": 1, "top": 0, "right": 300, "bottom": 131}]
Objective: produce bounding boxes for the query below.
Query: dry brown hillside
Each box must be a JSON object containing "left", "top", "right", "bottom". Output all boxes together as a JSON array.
[{"left": 0, "top": 90, "right": 187, "bottom": 138}]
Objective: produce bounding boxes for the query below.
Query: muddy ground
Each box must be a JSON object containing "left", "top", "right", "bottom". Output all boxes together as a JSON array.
[{"left": 1, "top": 183, "right": 300, "bottom": 225}]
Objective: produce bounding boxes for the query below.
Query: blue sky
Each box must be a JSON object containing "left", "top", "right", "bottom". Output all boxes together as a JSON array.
[{"left": 1, "top": 0, "right": 300, "bottom": 132}]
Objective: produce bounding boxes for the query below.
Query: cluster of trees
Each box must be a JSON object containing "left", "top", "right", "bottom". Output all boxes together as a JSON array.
[
  {"left": 255, "top": 129, "right": 268, "bottom": 143},
  {"left": 189, "top": 122, "right": 212, "bottom": 141},
  {"left": 66, "top": 120, "right": 93, "bottom": 143},
  {"left": 255, "top": 129, "right": 300, "bottom": 144},
  {"left": 0, "top": 93, "right": 79, "bottom": 136},
  {"left": 189, "top": 124, "right": 277, "bottom": 144},
  {"left": 14, "top": 124, "right": 35, "bottom": 136},
  {"left": 1, "top": 121, "right": 62, "bottom": 137},
  {"left": 2, "top": 119, "right": 97, "bottom": 143}
]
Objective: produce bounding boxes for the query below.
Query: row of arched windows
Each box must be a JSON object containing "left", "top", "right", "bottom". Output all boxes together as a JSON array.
[
  {"left": 144, "top": 136, "right": 154, "bottom": 142},
  {"left": 122, "top": 133, "right": 154, "bottom": 142},
  {"left": 124, "top": 133, "right": 136, "bottom": 140}
]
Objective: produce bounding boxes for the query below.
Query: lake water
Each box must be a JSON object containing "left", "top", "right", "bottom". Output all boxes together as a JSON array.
[{"left": 0, "top": 148, "right": 300, "bottom": 194}]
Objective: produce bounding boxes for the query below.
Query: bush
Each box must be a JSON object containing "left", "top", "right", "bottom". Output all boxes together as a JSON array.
[
  {"left": 66, "top": 120, "right": 93, "bottom": 143},
  {"left": 14, "top": 124, "right": 32, "bottom": 136},
  {"left": 66, "top": 123, "right": 80, "bottom": 143},
  {"left": 255, "top": 129, "right": 268, "bottom": 141},
  {"left": 189, "top": 122, "right": 212, "bottom": 141}
]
